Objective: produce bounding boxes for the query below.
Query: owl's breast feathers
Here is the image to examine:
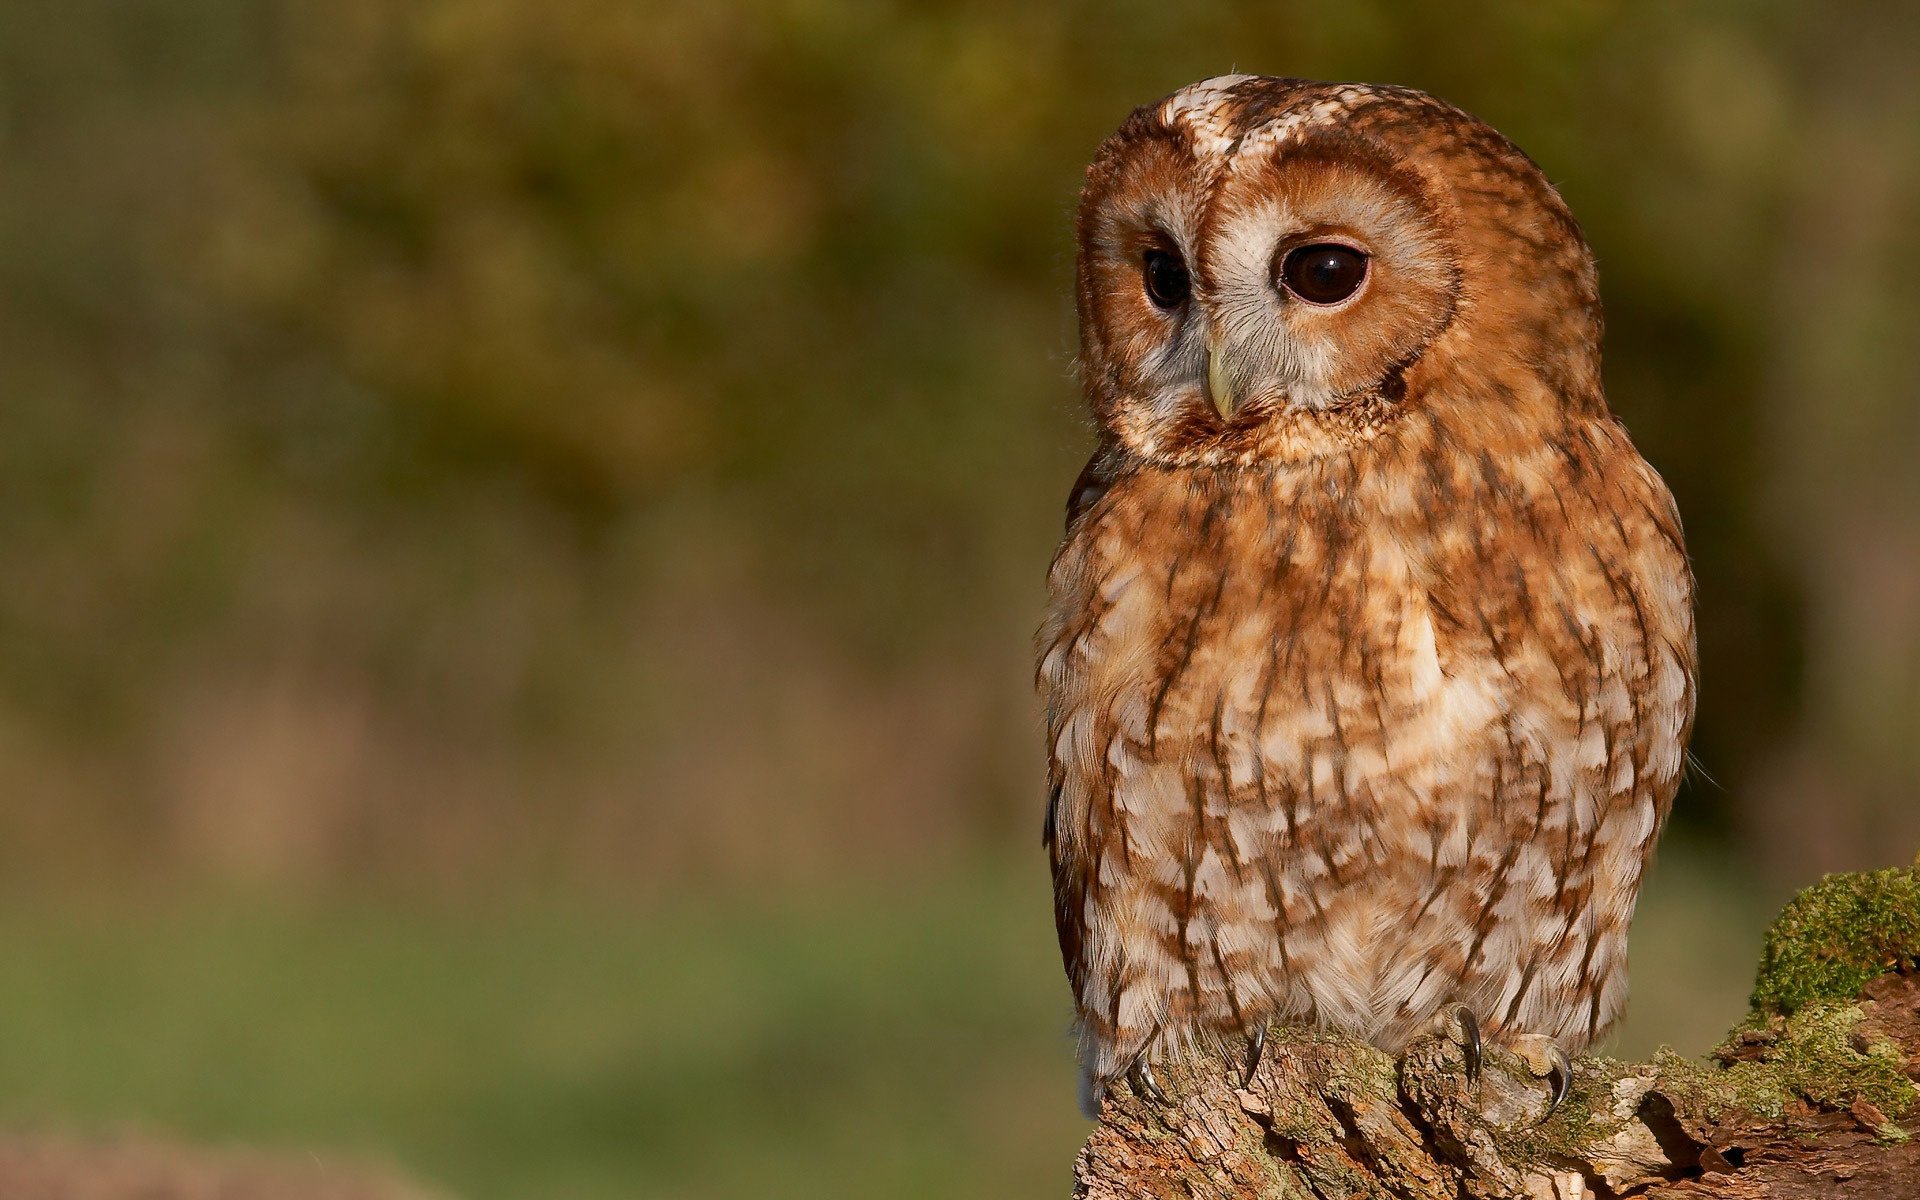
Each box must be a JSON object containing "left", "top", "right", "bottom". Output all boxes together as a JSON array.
[{"left": 1039, "top": 406, "right": 1695, "bottom": 1082}]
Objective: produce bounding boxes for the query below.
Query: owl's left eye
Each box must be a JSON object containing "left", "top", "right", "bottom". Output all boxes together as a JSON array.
[
  {"left": 1279, "top": 243, "right": 1369, "bottom": 306},
  {"left": 1142, "top": 249, "right": 1190, "bottom": 309}
]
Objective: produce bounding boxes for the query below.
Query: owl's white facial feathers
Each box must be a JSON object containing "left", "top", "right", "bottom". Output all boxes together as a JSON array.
[
  {"left": 1205, "top": 196, "right": 1341, "bottom": 411},
  {"left": 1158, "top": 76, "right": 1375, "bottom": 160},
  {"left": 1156, "top": 74, "right": 1258, "bottom": 156}
]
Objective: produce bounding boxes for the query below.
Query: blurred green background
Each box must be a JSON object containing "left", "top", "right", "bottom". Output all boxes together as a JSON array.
[{"left": 1, "top": 1, "right": 1917, "bottom": 1196}]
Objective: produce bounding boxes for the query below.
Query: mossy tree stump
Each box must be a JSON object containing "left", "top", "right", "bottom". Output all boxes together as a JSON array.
[{"left": 1073, "top": 866, "right": 1920, "bottom": 1199}]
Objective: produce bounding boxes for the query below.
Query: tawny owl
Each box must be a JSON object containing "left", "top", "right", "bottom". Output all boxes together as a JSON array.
[{"left": 1039, "top": 76, "right": 1697, "bottom": 1114}]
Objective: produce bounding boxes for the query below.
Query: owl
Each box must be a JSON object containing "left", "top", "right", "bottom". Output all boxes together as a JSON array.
[{"left": 1039, "top": 76, "right": 1697, "bottom": 1115}]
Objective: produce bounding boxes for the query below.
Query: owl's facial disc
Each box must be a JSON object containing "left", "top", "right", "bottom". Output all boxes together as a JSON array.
[
  {"left": 1076, "top": 84, "right": 1468, "bottom": 464},
  {"left": 1077, "top": 77, "right": 1607, "bottom": 466}
]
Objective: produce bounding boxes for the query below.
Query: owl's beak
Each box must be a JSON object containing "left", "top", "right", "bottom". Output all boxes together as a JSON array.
[{"left": 1206, "top": 337, "right": 1237, "bottom": 420}]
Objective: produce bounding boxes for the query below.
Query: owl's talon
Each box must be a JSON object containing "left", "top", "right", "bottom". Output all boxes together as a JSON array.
[
  {"left": 1451, "top": 1004, "right": 1482, "bottom": 1084},
  {"left": 1128, "top": 1057, "right": 1168, "bottom": 1105},
  {"left": 1240, "top": 1025, "right": 1267, "bottom": 1088},
  {"left": 1508, "top": 1034, "right": 1574, "bottom": 1123},
  {"left": 1542, "top": 1047, "right": 1573, "bottom": 1122}
]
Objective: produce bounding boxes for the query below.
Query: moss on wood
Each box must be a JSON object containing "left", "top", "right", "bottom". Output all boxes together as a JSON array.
[{"left": 1751, "top": 866, "right": 1920, "bottom": 1015}]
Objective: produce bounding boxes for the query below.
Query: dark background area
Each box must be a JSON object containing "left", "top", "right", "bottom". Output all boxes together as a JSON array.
[{"left": 0, "top": 2, "right": 1916, "bottom": 1197}]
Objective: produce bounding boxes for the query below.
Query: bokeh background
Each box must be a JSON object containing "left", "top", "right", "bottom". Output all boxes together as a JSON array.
[{"left": 2, "top": 1, "right": 1918, "bottom": 1196}]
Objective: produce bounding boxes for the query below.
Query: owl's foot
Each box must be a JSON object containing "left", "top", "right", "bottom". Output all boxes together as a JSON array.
[
  {"left": 1126, "top": 1056, "right": 1168, "bottom": 1105},
  {"left": 1396, "top": 1004, "right": 1485, "bottom": 1104},
  {"left": 1402, "top": 1010, "right": 1576, "bottom": 1134},
  {"left": 1505, "top": 1033, "right": 1573, "bottom": 1122}
]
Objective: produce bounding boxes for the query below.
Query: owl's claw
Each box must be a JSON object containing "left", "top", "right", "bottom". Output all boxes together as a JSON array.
[
  {"left": 1528, "top": 1044, "right": 1573, "bottom": 1122},
  {"left": 1127, "top": 1057, "right": 1168, "bottom": 1105},
  {"left": 1240, "top": 1025, "right": 1267, "bottom": 1088},
  {"left": 1508, "top": 1034, "right": 1574, "bottom": 1123},
  {"left": 1449, "top": 1004, "right": 1482, "bottom": 1084},
  {"left": 1545, "top": 1050, "right": 1572, "bottom": 1120}
]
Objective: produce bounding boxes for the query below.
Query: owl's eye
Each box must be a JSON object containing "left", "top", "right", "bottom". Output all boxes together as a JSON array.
[
  {"left": 1279, "top": 243, "right": 1369, "bottom": 306},
  {"left": 1142, "top": 249, "right": 1190, "bottom": 309}
]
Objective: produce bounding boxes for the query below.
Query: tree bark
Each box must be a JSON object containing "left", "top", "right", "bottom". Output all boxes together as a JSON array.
[{"left": 1072, "top": 868, "right": 1920, "bottom": 1199}]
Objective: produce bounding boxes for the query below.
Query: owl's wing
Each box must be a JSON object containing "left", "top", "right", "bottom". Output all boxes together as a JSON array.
[
  {"left": 1047, "top": 444, "right": 1121, "bottom": 862},
  {"left": 1041, "top": 446, "right": 1125, "bottom": 995},
  {"left": 1043, "top": 782, "right": 1090, "bottom": 1010},
  {"left": 1065, "top": 441, "right": 1127, "bottom": 531}
]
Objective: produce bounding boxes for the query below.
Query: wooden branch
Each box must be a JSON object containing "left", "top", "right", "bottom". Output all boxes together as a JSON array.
[{"left": 1073, "top": 867, "right": 1920, "bottom": 1199}]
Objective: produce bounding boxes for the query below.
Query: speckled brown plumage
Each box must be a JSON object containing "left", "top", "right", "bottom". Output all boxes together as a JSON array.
[{"left": 1039, "top": 76, "right": 1697, "bottom": 1111}]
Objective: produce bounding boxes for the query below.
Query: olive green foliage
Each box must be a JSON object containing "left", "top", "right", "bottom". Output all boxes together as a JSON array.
[
  {"left": 1751, "top": 866, "right": 1920, "bottom": 1015},
  {"left": 0, "top": 870, "right": 1087, "bottom": 1200}
]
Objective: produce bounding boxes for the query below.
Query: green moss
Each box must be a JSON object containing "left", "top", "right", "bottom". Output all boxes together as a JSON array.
[
  {"left": 1750, "top": 867, "right": 1920, "bottom": 1015},
  {"left": 1644, "top": 1046, "right": 1788, "bottom": 1122},
  {"left": 1756, "top": 1001, "right": 1917, "bottom": 1114},
  {"left": 1688, "top": 1002, "right": 1919, "bottom": 1119}
]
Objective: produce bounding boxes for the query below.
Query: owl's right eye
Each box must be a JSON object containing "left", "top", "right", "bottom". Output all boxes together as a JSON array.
[{"left": 1142, "top": 249, "right": 1190, "bottom": 309}]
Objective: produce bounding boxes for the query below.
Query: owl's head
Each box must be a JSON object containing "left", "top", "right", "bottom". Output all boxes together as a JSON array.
[{"left": 1076, "top": 77, "right": 1604, "bottom": 467}]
